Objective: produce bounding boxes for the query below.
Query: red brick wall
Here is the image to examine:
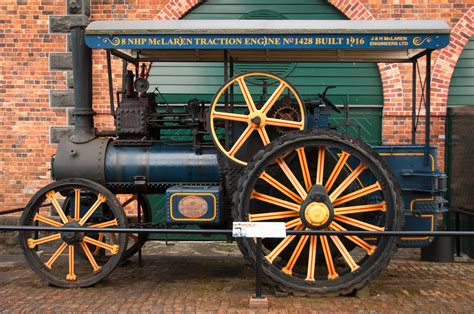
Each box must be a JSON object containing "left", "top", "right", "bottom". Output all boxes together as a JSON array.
[{"left": 0, "top": 0, "right": 473, "bottom": 211}]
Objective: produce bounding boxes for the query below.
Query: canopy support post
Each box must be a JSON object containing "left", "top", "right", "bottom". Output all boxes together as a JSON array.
[
  {"left": 106, "top": 50, "right": 115, "bottom": 117},
  {"left": 425, "top": 50, "right": 432, "bottom": 165},
  {"left": 224, "top": 50, "right": 229, "bottom": 150},
  {"left": 412, "top": 61, "right": 417, "bottom": 145}
]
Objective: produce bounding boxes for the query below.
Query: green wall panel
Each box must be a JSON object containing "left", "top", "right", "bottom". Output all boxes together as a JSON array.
[{"left": 448, "top": 36, "right": 474, "bottom": 106}]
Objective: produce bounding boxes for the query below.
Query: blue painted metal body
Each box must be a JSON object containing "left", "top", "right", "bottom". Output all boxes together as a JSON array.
[{"left": 105, "top": 143, "right": 220, "bottom": 186}]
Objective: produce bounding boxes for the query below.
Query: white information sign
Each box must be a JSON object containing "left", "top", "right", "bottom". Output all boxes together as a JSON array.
[{"left": 232, "top": 222, "right": 286, "bottom": 238}]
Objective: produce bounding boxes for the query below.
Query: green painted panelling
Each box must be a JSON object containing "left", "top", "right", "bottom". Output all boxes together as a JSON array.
[
  {"left": 448, "top": 36, "right": 474, "bottom": 106},
  {"left": 329, "top": 108, "right": 382, "bottom": 145},
  {"left": 150, "top": 0, "right": 383, "bottom": 107}
]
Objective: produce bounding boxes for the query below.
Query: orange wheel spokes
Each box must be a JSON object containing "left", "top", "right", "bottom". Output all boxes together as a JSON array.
[
  {"left": 249, "top": 211, "right": 299, "bottom": 222},
  {"left": 330, "top": 235, "right": 359, "bottom": 272},
  {"left": 251, "top": 190, "right": 300, "bottom": 211},
  {"left": 27, "top": 233, "right": 61, "bottom": 249},
  {"left": 285, "top": 218, "right": 303, "bottom": 229},
  {"left": 44, "top": 242, "right": 68, "bottom": 269},
  {"left": 212, "top": 111, "right": 248, "bottom": 123},
  {"left": 259, "top": 171, "right": 302, "bottom": 204},
  {"left": 237, "top": 77, "right": 257, "bottom": 113},
  {"left": 45, "top": 191, "right": 68, "bottom": 224},
  {"left": 332, "top": 182, "right": 382, "bottom": 207},
  {"left": 305, "top": 235, "right": 318, "bottom": 281},
  {"left": 74, "top": 188, "right": 81, "bottom": 220},
  {"left": 281, "top": 234, "right": 309, "bottom": 276},
  {"left": 80, "top": 242, "right": 101, "bottom": 272},
  {"left": 266, "top": 118, "right": 303, "bottom": 129},
  {"left": 276, "top": 158, "right": 307, "bottom": 199},
  {"left": 79, "top": 194, "right": 107, "bottom": 225},
  {"left": 265, "top": 225, "right": 304, "bottom": 264},
  {"left": 324, "top": 152, "right": 350, "bottom": 192},
  {"left": 316, "top": 146, "right": 325, "bottom": 186},
  {"left": 33, "top": 213, "right": 63, "bottom": 227},
  {"left": 320, "top": 235, "right": 339, "bottom": 280},
  {"left": 84, "top": 236, "right": 119, "bottom": 255},
  {"left": 334, "top": 202, "right": 387, "bottom": 215},
  {"left": 257, "top": 127, "right": 270, "bottom": 145},
  {"left": 66, "top": 245, "right": 76, "bottom": 281},
  {"left": 330, "top": 221, "right": 377, "bottom": 255},
  {"left": 329, "top": 163, "right": 367, "bottom": 202},
  {"left": 334, "top": 215, "right": 385, "bottom": 232},
  {"left": 89, "top": 219, "right": 118, "bottom": 229},
  {"left": 296, "top": 148, "right": 312, "bottom": 192}
]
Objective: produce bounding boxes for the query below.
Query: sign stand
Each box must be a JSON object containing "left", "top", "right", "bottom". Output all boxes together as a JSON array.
[{"left": 233, "top": 222, "right": 286, "bottom": 308}]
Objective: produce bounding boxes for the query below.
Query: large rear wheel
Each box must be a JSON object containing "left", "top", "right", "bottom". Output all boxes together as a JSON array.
[{"left": 234, "top": 130, "right": 403, "bottom": 295}]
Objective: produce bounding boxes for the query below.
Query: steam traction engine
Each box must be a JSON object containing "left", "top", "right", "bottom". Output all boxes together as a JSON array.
[{"left": 18, "top": 20, "right": 449, "bottom": 295}]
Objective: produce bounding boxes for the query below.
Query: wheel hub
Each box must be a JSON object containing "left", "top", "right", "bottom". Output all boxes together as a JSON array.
[
  {"left": 249, "top": 112, "right": 266, "bottom": 129},
  {"left": 60, "top": 221, "right": 84, "bottom": 244},
  {"left": 300, "top": 184, "right": 334, "bottom": 230},
  {"left": 304, "top": 202, "right": 330, "bottom": 226}
]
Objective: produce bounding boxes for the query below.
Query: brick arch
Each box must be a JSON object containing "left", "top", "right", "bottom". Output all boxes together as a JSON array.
[
  {"left": 329, "top": 0, "right": 405, "bottom": 144},
  {"left": 432, "top": 7, "right": 474, "bottom": 116},
  {"left": 155, "top": 0, "right": 201, "bottom": 20}
]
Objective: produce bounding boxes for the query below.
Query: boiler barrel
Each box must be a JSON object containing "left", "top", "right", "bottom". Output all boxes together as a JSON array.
[
  {"left": 52, "top": 138, "right": 221, "bottom": 192},
  {"left": 105, "top": 143, "right": 220, "bottom": 185}
]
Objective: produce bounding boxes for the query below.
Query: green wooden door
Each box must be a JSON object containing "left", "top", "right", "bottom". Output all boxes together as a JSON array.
[{"left": 148, "top": 0, "right": 384, "bottom": 239}]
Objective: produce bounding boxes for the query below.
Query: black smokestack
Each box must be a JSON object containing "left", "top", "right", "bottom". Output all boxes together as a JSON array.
[{"left": 70, "top": 26, "right": 96, "bottom": 143}]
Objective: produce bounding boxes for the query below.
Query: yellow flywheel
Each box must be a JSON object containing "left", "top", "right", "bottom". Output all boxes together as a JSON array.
[{"left": 209, "top": 72, "right": 305, "bottom": 166}]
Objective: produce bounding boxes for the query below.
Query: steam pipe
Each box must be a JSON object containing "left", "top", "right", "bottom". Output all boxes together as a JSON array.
[{"left": 70, "top": 26, "right": 96, "bottom": 143}]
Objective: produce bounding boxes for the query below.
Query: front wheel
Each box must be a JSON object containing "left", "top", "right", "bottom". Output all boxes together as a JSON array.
[
  {"left": 234, "top": 130, "right": 403, "bottom": 295},
  {"left": 19, "top": 178, "right": 128, "bottom": 288}
]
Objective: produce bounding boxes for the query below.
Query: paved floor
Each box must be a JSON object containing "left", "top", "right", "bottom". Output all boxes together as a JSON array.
[{"left": 0, "top": 242, "right": 473, "bottom": 313}]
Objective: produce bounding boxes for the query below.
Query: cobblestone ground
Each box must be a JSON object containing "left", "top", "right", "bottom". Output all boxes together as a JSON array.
[{"left": 0, "top": 242, "right": 473, "bottom": 313}]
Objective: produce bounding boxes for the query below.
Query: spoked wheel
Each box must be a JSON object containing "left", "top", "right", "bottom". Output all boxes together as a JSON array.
[
  {"left": 235, "top": 130, "right": 403, "bottom": 295},
  {"left": 209, "top": 72, "right": 305, "bottom": 166},
  {"left": 19, "top": 178, "right": 128, "bottom": 288}
]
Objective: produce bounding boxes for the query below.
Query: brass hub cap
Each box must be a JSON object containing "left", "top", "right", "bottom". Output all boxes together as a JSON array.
[{"left": 304, "top": 202, "right": 330, "bottom": 226}]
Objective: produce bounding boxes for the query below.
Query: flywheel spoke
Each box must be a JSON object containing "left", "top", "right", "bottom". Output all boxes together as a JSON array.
[
  {"left": 80, "top": 241, "right": 101, "bottom": 272},
  {"left": 257, "top": 127, "right": 270, "bottom": 145},
  {"left": 316, "top": 146, "right": 325, "bottom": 186},
  {"left": 248, "top": 210, "right": 299, "bottom": 222},
  {"left": 45, "top": 190, "right": 68, "bottom": 224},
  {"left": 74, "top": 188, "right": 81, "bottom": 220},
  {"left": 334, "top": 215, "right": 384, "bottom": 232},
  {"left": 259, "top": 171, "right": 302, "bottom": 203},
  {"left": 261, "top": 82, "right": 287, "bottom": 114},
  {"left": 282, "top": 235, "right": 309, "bottom": 276},
  {"left": 306, "top": 235, "right": 318, "bottom": 281},
  {"left": 79, "top": 194, "right": 107, "bottom": 225},
  {"left": 84, "top": 236, "right": 119, "bottom": 255},
  {"left": 330, "top": 235, "right": 359, "bottom": 272},
  {"left": 27, "top": 233, "right": 61, "bottom": 249},
  {"left": 44, "top": 242, "right": 68, "bottom": 269},
  {"left": 265, "top": 225, "right": 304, "bottom": 264},
  {"left": 276, "top": 158, "right": 307, "bottom": 199},
  {"left": 237, "top": 77, "right": 257, "bottom": 113},
  {"left": 296, "top": 148, "right": 312, "bottom": 191},
  {"left": 324, "top": 152, "right": 350, "bottom": 192},
  {"left": 332, "top": 182, "right": 382, "bottom": 207},
  {"left": 329, "top": 163, "right": 367, "bottom": 202},
  {"left": 330, "top": 221, "right": 376, "bottom": 255},
  {"left": 321, "top": 235, "right": 339, "bottom": 280},
  {"left": 266, "top": 118, "right": 303, "bottom": 129},
  {"left": 212, "top": 111, "right": 248, "bottom": 123},
  {"left": 66, "top": 245, "right": 76, "bottom": 281},
  {"left": 229, "top": 126, "right": 254, "bottom": 156},
  {"left": 33, "top": 213, "right": 63, "bottom": 227},
  {"left": 334, "top": 202, "right": 387, "bottom": 215},
  {"left": 251, "top": 191, "right": 300, "bottom": 211}
]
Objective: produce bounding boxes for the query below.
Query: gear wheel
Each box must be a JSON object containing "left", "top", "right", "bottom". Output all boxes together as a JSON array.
[{"left": 269, "top": 100, "right": 302, "bottom": 135}]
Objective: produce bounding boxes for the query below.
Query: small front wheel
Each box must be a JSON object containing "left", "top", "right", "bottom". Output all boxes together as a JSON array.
[{"left": 19, "top": 178, "right": 128, "bottom": 288}]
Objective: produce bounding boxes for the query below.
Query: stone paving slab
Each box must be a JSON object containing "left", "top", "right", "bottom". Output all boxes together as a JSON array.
[{"left": 0, "top": 243, "right": 473, "bottom": 313}]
